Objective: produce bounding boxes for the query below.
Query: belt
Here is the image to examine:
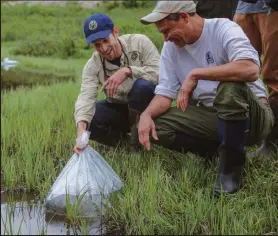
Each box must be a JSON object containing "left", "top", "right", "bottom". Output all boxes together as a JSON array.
[{"left": 260, "top": 97, "right": 269, "bottom": 105}]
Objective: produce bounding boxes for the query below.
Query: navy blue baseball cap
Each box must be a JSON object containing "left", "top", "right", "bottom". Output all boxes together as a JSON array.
[{"left": 84, "top": 13, "right": 114, "bottom": 46}]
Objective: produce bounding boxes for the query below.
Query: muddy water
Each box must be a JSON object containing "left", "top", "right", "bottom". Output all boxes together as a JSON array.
[
  {"left": 1, "top": 66, "right": 75, "bottom": 91},
  {"left": 1, "top": 192, "right": 104, "bottom": 235}
]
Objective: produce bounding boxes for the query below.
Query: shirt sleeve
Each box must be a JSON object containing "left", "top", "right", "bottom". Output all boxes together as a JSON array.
[
  {"left": 74, "top": 57, "right": 99, "bottom": 127},
  {"left": 221, "top": 21, "right": 261, "bottom": 67},
  {"left": 155, "top": 42, "right": 181, "bottom": 99},
  {"left": 128, "top": 35, "right": 160, "bottom": 85}
]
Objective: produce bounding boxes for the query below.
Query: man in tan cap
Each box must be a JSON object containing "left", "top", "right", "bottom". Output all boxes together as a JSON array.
[{"left": 138, "top": 1, "right": 274, "bottom": 197}]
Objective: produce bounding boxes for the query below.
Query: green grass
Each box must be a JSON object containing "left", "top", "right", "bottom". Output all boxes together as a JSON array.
[
  {"left": 1, "top": 2, "right": 278, "bottom": 235},
  {"left": 1, "top": 2, "right": 162, "bottom": 59}
]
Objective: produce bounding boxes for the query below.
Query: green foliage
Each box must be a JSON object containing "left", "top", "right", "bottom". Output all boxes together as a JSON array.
[
  {"left": 122, "top": 0, "right": 155, "bottom": 8},
  {"left": 122, "top": 0, "right": 139, "bottom": 8},
  {"left": 2, "top": 3, "right": 277, "bottom": 235},
  {"left": 11, "top": 35, "right": 77, "bottom": 58},
  {"left": 1, "top": 3, "right": 163, "bottom": 60},
  {"left": 104, "top": 1, "right": 120, "bottom": 12}
]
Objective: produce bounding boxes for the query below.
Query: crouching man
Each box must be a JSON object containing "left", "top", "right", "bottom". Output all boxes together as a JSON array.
[
  {"left": 138, "top": 1, "right": 274, "bottom": 196},
  {"left": 74, "top": 13, "right": 160, "bottom": 153}
]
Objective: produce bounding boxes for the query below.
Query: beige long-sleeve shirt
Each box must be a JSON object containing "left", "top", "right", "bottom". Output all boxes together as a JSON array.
[{"left": 74, "top": 34, "right": 160, "bottom": 126}]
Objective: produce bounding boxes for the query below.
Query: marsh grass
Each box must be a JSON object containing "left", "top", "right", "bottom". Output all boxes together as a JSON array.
[
  {"left": 63, "top": 189, "right": 106, "bottom": 235},
  {"left": 1, "top": 2, "right": 278, "bottom": 235},
  {"left": 104, "top": 148, "right": 278, "bottom": 235},
  {"left": 1, "top": 2, "right": 162, "bottom": 58}
]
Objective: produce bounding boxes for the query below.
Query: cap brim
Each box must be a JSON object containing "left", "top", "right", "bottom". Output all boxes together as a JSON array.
[
  {"left": 86, "top": 29, "right": 112, "bottom": 46},
  {"left": 140, "top": 12, "right": 169, "bottom": 25}
]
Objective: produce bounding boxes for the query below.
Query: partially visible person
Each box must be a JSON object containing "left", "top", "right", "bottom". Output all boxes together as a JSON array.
[
  {"left": 73, "top": 13, "right": 160, "bottom": 153},
  {"left": 196, "top": 0, "right": 239, "bottom": 20},
  {"left": 138, "top": 1, "right": 274, "bottom": 196},
  {"left": 234, "top": 0, "right": 278, "bottom": 157}
]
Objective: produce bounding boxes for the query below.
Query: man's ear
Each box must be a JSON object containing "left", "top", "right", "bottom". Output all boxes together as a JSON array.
[
  {"left": 112, "top": 27, "right": 119, "bottom": 37},
  {"left": 180, "top": 12, "right": 189, "bottom": 23}
]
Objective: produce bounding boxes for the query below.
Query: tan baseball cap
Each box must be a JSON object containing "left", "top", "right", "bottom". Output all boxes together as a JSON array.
[{"left": 140, "top": 1, "right": 197, "bottom": 25}]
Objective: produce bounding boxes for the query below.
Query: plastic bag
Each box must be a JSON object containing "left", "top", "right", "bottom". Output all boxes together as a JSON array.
[{"left": 44, "top": 137, "right": 123, "bottom": 217}]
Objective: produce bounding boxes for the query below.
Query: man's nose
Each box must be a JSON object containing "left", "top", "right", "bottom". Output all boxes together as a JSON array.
[
  {"left": 98, "top": 44, "right": 106, "bottom": 53},
  {"left": 164, "top": 34, "right": 169, "bottom": 42},
  {"left": 101, "top": 44, "right": 108, "bottom": 52}
]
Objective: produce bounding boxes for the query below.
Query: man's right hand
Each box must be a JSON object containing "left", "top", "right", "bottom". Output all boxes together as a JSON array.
[
  {"left": 73, "top": 121, "right": 88, "bottom": 154},
  {"left": 73, "top": 143, "right": 86, "bottom": 154},
  {"left": 138, "top": 113, "right": 159, "bottom": 151}
]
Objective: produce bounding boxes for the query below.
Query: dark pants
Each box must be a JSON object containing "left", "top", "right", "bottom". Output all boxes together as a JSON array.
[
  {"left": 89, "top": 79, "right": 155, "bottom": 146},
  {"left": 153, "top": 82, "right": 274, "bottom": 158},
  {"left": 196, "top": 0, "right": 239, "bottom": 20}
]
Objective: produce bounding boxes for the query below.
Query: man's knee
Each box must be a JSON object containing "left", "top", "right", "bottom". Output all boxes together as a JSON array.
[
  {"left": 153, "top": 116, "right": 176, "bottom": 148},
  {"left": 128, "top": 78, "right": 155, "bottom": 111},
  {"left": 89, "top": 122, "right": 127, "bottom": 146},
  {"left": 93, "top": 100, "right": 112, "bottom": 125},
  {"left": 214, "top": 82, "right": 249, "bottom": 120}
]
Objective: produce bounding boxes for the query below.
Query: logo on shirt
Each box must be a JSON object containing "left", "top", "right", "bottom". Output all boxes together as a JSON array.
[
  {"left": 131, "top": 52, "right": 138, "bottom": 61},
  {"left": 206, "top": 51, "right": 214, "bottom": 64}
]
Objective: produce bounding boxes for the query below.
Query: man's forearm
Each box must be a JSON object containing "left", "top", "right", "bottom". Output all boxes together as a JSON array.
[
  {"left": 77, "top": 121, "right": 88, "bottom": 137},
  {"left": 192, "top": 60, "right": 260, "bottom": 83},
  {"left": 143, "top": 95, "right": 172, "bottom": 119}
]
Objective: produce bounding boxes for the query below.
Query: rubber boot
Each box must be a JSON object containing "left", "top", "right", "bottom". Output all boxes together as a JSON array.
[
  {"left": 128, "top": 106, "right": 141, "bottom": 152},
  {"left": 214, "top": 119, "right": 249, "bottom": 197},
  {"left": 249, "top": 97, "right": 278, "bottom": 158}
]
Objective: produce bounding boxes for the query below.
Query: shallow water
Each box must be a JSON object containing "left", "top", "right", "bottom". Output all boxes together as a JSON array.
[
  {"left": 1, "top": 192, "right": 104, "bottom": 235},
  {"left": 1, "top": 66, "right": 75, "bottom": 91}
]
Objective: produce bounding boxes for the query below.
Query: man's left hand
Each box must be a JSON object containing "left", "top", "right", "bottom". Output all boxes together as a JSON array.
[
  {"left": 101, "top": 67, "right": 131, "bottom": 97},
  {"left": 177, "top": 72, "right": 198, "bottom": 112}
]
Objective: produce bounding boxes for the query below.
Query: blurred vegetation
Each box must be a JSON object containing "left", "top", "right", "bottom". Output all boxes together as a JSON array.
[
  {"left": 1, "top": 66, "right": 75, "bottom": 91},
  {"left": 121, "top": 0, "right": 156, "bottom": 8},
  {"left": 1, "top": 1, "right": 161, "bottom": 60}
]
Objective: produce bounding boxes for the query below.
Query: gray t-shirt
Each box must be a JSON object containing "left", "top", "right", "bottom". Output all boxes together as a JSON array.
[
  {"left": 236, "top": 0, "right": 269, "bottom": 13},
  {"left": 155, "top": 18, "right": 267, "bottom": 107}
]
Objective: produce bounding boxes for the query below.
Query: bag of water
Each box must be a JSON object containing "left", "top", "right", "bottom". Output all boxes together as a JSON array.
[{"left": 44, "top": 131, "right": 123, "bottom": 217}]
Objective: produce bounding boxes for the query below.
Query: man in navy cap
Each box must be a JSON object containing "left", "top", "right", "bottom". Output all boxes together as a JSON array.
[{"left": 74, "top": 13, "right": 160, "bottom": 153}]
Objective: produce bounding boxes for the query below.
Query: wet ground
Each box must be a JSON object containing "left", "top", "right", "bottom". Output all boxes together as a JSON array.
[
  {"left": 1, "top": 192, "right": 104, "bottom": 235},
  {"left": 1, "top": 66, "right": 75, "bottom": 91},
  {"left": 1, "top": 171, "right": 104, "bottom": 236}
]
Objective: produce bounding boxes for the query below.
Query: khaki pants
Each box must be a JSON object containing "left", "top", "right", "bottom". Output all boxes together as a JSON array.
[
  {"left": 234, "top": 11, "right": 278, "bottom": 99},
  {"left": 153, "top": 82, "right": 274, "bottom": 153}
]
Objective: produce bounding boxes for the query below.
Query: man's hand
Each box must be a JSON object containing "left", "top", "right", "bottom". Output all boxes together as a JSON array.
[
  {"left": 73, "top": 143, "right": 86, "bottom": 155},
  {"left": 101, "top": 67, "right": 131, "bottom": 98},
  {"left": 138, "top": 113, "right": 159, "bottom": 151},
  {"left": 73, "top": 121, "right": 88, "bottom": 155},
  {"left": 177, "top": 73, "right": 198, "bottom": 112}
]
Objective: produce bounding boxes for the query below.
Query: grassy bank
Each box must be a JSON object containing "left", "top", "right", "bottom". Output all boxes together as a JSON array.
[
  {"left": 2, "top": 82, "right": 278, "bottom": 234},
  {"left": 1, "top": 2, "right": 162, "bottom": 58},
  {"left": 1, "top": 2, "right": 278, "bottom": 235}
]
